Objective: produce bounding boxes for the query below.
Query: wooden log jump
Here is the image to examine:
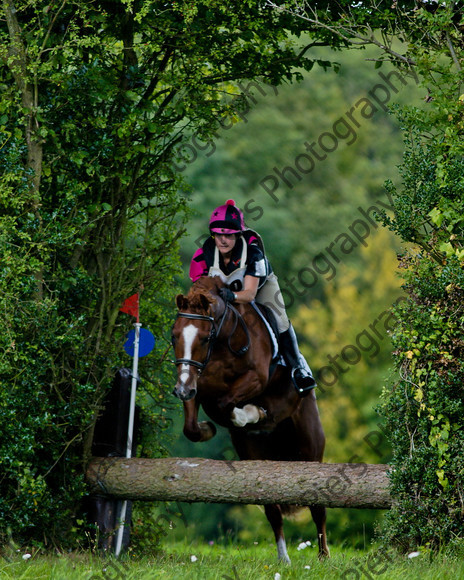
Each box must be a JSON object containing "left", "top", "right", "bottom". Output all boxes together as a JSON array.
[{"left": 86, "top": 458, "right": 392, "bottom": 509}]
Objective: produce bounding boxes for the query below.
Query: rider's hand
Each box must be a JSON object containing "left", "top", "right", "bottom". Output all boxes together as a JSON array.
[{"left": 219, "top": 287, "right": 236, "bottom": 303}]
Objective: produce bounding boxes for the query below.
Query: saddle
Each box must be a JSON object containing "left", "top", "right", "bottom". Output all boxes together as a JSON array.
[{"left": 249, "top": 302, "right": 284, "bottom": 375}]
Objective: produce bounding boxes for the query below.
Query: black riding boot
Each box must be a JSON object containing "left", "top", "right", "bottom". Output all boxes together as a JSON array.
[{"left": 279, "top": 324, "right": 316, "bottom": 397}]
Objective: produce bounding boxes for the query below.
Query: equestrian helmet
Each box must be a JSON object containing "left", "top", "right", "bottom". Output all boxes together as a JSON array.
[{"left": 209, "top": 199, "right": 244, "bottom": 234}]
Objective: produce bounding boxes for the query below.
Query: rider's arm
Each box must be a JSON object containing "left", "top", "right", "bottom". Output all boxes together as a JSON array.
[
  {"left": 189, "top": 248, "right": 207, "bottom": 282},
  {"left": 234, "top": 275, "right": 259, "bottom": 304}
]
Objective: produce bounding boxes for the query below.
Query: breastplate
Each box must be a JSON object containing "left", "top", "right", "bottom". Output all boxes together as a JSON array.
[{"left": 208, "top": 239, "right": 247, "bottom": 291}]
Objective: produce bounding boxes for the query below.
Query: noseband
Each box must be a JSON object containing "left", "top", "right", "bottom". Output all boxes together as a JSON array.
[{"left": 174, "top": 303, "right": 250, "bottom": 375}]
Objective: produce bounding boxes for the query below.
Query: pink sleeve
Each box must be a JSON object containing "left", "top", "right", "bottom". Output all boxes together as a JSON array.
[{"left": 189, "top": 248, "right": 208, "bottom": 282}]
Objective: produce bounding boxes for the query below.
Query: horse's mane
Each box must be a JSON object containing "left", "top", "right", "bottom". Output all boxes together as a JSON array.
[{"left": 185, "top": 276, "right": 225, "bottom": 313}]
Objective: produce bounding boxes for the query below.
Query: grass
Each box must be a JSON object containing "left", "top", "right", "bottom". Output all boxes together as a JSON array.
[{"left": 1, "top": 539, "right": 464, "bottom": 579}]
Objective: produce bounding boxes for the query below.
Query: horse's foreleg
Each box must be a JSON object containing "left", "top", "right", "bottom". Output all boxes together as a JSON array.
[
  {"left": 217, "top": 369, "right": 267, "bottom": 410},
  {"left": 215, "top": 371, "right": 268, "bottom": 427},
  {"left": 182, "top": 399, "right": 216, "bottom": 442},
  {"left": 264, "top": 504, "right": 291, "bottom": 564},
  {"left": 231, "top": 404, "right": 267, "bottom": 427}
]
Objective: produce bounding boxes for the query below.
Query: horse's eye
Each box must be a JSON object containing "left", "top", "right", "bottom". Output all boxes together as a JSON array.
[
  {"left": 201, "top": 337, "right": 210, "bottom": 346},
  {"left": 171, "top": 335, "right": 177, "bottom": 346}
]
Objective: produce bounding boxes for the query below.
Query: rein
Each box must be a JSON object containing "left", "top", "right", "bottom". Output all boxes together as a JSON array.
[
  {"left": 175, "top": 302, "right": 250, "bottom": 374},
  {"left": 225, "top": 303, "right": 251, "bottom": 357}
]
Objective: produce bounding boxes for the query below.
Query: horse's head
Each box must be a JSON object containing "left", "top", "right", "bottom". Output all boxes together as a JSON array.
[{"left": 171, "top": 277, "right": 225, "bottom": 401}]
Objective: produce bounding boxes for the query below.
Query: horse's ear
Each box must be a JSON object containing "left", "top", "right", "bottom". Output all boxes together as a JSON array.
[
  {"left": 176, "top": 294, "right": 187, "bottom": 310},
  {"left": 199, "top": 293, "right": 211, "bottom": 312}
]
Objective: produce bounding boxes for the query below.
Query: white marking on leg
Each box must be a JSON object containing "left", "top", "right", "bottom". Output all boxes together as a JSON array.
[
  {"left": 231, "top": 404, "right": 261, "bottom": 427},
  {"left": 242, "top": 404, "right": 260, "bottom": 423},
  {"left": 180, "top": 324, "right": 198, "bottom": 377},
  {"left": 231, "top": 407, "right": 247, "bottom": 427},
  {"left": 276, "top": 537, "right": 291, "bottom": 564}
]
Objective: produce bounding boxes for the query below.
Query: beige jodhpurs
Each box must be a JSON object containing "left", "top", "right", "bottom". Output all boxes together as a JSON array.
[{"left": 255, "top": 273, "right": 290, "bottom": 333}]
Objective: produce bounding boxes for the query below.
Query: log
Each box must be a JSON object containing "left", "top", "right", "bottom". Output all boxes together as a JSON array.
[{"left": 86, "top": 458, "right": 392, "bottom": 509}]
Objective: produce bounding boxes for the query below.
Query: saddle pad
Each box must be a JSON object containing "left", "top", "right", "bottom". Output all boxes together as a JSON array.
[{"left": 250, "top": 301, "right": 281, "bottom": 362}]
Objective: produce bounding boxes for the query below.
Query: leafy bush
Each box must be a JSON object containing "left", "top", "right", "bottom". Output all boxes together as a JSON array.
[
  {"left": 378, "top": 101, "right": 464, "bottom": 550},
  {"left": 0, "top": 135, "right": 183, "bottom": 548}
]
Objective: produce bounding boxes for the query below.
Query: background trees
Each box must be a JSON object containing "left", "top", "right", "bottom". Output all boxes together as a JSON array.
[{"left": 271, "top": 0, "right": 464, "bottom": 551}]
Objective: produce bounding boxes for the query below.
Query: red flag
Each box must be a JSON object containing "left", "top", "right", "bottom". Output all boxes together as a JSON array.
[{"left": 120, "top": 293, "right": 139, "bottom": 321}]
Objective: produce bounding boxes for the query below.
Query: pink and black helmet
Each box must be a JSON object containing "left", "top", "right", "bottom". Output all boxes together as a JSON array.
[{"left": 209, "top": 199, "right": 245, "bottom": 234}]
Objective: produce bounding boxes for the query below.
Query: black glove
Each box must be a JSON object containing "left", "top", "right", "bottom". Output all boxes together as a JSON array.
[{"left": 219, "top": 287, "right": 236, "bottom": 303}]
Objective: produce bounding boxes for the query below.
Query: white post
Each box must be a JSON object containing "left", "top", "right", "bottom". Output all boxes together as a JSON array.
[{"left": 115, "top": 322, "right": 141, "bottom": 557}]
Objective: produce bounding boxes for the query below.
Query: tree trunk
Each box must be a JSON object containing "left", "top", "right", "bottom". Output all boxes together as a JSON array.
[
  {"left": 86, "top": 457, "right": 392, "bottom": 509},
  {"left": 4, "top": 0, "right": 44, "bottom": 298}
]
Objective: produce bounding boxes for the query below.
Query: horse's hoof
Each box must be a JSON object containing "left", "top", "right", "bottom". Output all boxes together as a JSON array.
[
  {"left": 198, "top": 421, "right": 216, "bottom": 441},
  {"left": 257, "top": 406, "right": 267, "bottom": 421},
  {"left": 318, "top": 548, "right": 330, "bottom": 560}
]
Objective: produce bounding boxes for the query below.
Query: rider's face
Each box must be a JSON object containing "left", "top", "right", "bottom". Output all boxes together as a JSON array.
[{"left": 214, "top": 233, "right": 237, "bottom": 256}]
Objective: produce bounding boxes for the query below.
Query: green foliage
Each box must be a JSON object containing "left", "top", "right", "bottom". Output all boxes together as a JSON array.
[
  {"left": 382, "top": 104, "right": 464, "bottom": 262},
  {"left": 377, "top": 56, "right": 464, "bottom": 550},
  {"left": 0, "top": 127, "right": 182, "bottom": 548},
  {"left": 179, "top": 43, "right": 421, "bottom": 301},
  {"left": 380, "top": 255, "right": 464, "bottom": 550},
  {"left": 296, "top": 229, "right": 403, "bottom": 460}
]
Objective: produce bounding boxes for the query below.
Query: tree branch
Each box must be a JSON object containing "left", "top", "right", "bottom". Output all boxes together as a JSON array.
[{"left": 266, "top": 1, "right": 416, "bottom": 67}]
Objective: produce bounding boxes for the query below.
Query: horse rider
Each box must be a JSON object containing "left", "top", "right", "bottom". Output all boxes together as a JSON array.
[{"left": 189, "top": 199, "right": 317, "bottom": 397}]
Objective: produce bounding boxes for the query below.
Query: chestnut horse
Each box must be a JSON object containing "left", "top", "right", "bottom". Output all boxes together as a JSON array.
[{"left": 171, "top": 276, "right": 329, "bottom": 562}]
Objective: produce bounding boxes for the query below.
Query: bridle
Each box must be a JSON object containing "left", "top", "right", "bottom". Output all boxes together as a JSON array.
[
  {"left": 174, "top": 302, "right": 250, "bottom": 375},
  {"left": 174, "top": 312, "right": 217, "bottom": 374}
]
